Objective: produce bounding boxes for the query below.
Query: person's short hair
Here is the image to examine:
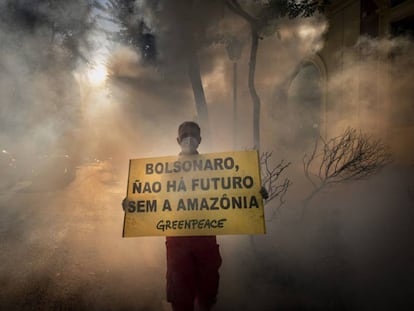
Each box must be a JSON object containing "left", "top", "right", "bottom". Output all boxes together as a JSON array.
[{"left": 178, "top": 121, "right": 201, "bottom": 140}]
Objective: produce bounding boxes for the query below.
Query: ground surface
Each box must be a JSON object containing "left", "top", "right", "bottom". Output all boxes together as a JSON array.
[
  {"left": 0, "top": 162, "right": 168, "bottom": 311},
  {"left": 1, "top": 162, "right": 414, "bottom": 310}
]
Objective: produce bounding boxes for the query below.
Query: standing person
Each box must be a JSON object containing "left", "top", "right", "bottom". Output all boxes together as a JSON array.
[
  {"left": 123, "top": 121, "right": 222, "bottom": 311},
  {"left": 165, "top": 121, "right": 222, "bottom": 311}
]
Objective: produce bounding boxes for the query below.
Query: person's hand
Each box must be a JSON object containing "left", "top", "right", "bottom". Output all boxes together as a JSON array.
[
  {"left": 260, "top": 186, "right": 269, "bottom": 200},
  {"left": 122, "top": 198, "right": 129, "bottom": 212}
]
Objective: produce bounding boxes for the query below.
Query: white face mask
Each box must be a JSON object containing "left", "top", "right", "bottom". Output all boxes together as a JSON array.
[{"left": 180, "top": 136, "right": 199, "bottom": 153}]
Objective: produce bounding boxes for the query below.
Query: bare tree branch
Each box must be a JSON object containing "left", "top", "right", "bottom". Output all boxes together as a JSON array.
[
  {"left": 260, "top": 152, "right": 291, "bottom": 220},
  {"left": 302, "top": 127, "right": 392, "bottom": 217},
  {"left": 224, "top": 0, "right": 258, "bottom": 28}
]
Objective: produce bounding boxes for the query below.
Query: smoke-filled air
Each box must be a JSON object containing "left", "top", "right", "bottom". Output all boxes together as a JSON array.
[{"left": 1, "top": 0, "right": 413, "bottom": 310}]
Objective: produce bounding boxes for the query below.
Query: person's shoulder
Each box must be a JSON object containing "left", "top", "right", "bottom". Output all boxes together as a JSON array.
[{"left": 178, "top": 151, "right": 199, "bottom": 156}]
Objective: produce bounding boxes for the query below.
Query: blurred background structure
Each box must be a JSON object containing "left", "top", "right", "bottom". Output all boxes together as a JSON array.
[{"left": 0, "top": 1, "right": 413, "bottom": 310}]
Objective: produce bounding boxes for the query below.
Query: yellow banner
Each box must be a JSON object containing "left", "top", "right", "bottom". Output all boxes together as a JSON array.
[{"left": 122, "top": 150, "right": 265, "bottom": 237}]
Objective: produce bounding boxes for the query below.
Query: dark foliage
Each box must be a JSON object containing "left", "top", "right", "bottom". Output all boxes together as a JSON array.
[
  {"left": 0, "top": 0, "right": 94, "bottom": 67},
  {"left": 94, "top": 0, "right": 157, "bottom": 63}
]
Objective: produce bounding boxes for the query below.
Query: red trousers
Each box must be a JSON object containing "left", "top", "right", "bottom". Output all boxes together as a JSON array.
[{"left": 166, "top": 236, "right": 222, "bottom": 311}]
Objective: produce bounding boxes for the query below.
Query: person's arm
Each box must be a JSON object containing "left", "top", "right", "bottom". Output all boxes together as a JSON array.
[
  {"left": 122, "top": 198, "right": 129, "bottom": 211},
  {"left": 260, "top": 186, "right": 269, "bottom": 200}
]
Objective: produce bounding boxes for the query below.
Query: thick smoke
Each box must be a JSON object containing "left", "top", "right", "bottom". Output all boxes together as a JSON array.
[{"left": 1, "top": 1, "right": 414, "bottom": 310}]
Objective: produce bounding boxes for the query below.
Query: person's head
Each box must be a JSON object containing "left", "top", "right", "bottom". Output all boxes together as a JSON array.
[{"left": 177, "top": 121, "right": 201, "bottom": 154}]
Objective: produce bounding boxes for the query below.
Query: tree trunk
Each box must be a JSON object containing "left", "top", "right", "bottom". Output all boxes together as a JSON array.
[
  {"left": 187, "top": 53, "right": 209, "bottom": 138},
  {"left": 248, "top": 28, "right": 261, "bottom": 150},
  {"left": 225, "top": 0, "right": 262, "bottom": 150},
  {"left": 232, "top": 61, "right": 238, "bottom": 149}
]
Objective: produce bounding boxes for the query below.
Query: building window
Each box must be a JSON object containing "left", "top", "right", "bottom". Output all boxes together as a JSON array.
[
  {"left": 361, "top": 0, "right": 379, "bottom": 37},
  {"left": 391, "top": 15, "right": 414, "bottom": 38},
  {"left": 390, "top": 0, "right": 407, "bottom": 7}
]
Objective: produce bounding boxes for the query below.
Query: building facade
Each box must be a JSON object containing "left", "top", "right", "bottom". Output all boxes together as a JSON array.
[{"left": 288, "top": 0, "right": 414, "bottom": 162}]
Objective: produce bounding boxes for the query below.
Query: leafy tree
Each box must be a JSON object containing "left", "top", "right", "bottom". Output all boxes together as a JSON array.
[
  {"left": 0, "top": 0, "right": 94, "bottom": 67},
  {"left": 0, "top": 0, "right": 94, "bottom": 152},
  {"left": 96, "top": 1, "right": 329, "bottom": 148},
  {"left": 225, "top": 0, "right": 330, "bottom": 149},
  {"left": 94, "top": 0, "right": 155, "bottom": 60},
  {"left": 94, "top": 0, "right": 213, "bottom": 133}
]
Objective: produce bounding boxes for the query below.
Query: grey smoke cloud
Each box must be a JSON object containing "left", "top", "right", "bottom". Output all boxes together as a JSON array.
[
  {"left": 108, "top": 2, "right": 328, "bottom": 152},
  {"left": 1, "top": 1, "right": 414, "bottom": 310}
]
